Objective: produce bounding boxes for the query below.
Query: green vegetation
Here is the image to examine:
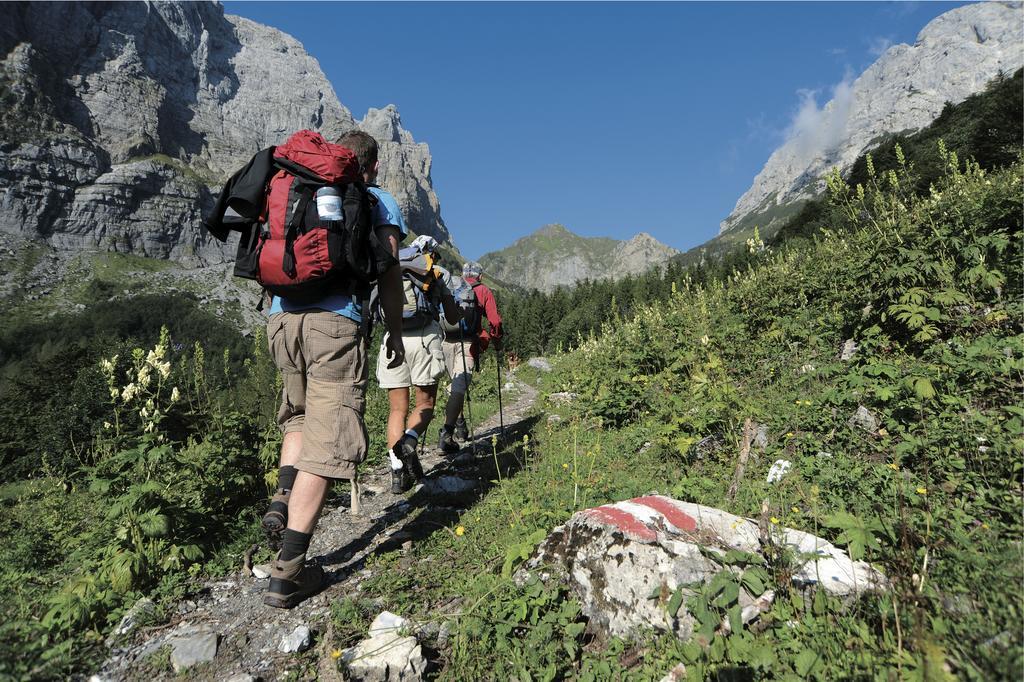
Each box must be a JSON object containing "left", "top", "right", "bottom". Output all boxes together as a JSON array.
[
  {"left": 0, "top": 269, "right": 510, "bottom": 678},
  {"left": 342, "top": 142, "right": 1022, "bottom": 679}
]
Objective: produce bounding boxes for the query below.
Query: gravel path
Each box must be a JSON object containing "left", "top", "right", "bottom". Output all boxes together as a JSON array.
[{"left": 95, "top": 377, "right": 539, "bottom": 681}]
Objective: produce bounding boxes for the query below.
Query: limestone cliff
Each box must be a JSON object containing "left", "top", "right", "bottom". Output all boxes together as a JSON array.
[
  {"left": 0, "top": 1, "right": 450, "bottom": 264},
  {"left": 721, "top": 1, "right": 1023, "bottom": 236}
]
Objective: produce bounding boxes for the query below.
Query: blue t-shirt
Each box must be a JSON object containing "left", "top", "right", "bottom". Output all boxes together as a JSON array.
[{"left": 268, "top": 186, "right": 407, "bottom": 321}]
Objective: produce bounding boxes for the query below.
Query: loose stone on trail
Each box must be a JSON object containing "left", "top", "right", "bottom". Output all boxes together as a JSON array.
[
  {"left": 278, "top": 624, "right": 313, "bottom": 653},
  {"left": 169, "top": 631, "right": 219, "bottom": 672},
  {"left": 342, "top": 612, "right": 426, "bottom": 681}
]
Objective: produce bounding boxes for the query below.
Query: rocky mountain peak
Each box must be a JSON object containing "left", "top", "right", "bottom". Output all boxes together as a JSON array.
[
  {"left": 721, "top": 1, "right": 1023, "bottom": 235},
  {"left": 479, "top": 225, "right": 679, "bottom": 292},
  {"left": 0, "top": 1, "right": 450, "bottom": 263}
]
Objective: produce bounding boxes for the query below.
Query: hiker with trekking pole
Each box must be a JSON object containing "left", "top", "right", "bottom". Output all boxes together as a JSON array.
[{"left": 438, "top": 260, "right": 503, "bottom": 454}]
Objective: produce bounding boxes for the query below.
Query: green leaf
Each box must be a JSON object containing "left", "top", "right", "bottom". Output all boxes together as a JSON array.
[
  {"left": 795, "top": 649, "right": 820, "bottom": 676},
  {"left": 667, "top": 587, "right": 685, "bottom": 617},
  {"left": 741, "top": 569, "right": 766, "bottom": 596}
]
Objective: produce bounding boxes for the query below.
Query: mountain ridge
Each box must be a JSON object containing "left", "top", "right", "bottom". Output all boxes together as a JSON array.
[
  {"left": 479, "top": 223, "right": 678, "bottom": 292},
  {"left": 720, "top": 1, "right": 1023, "bottom": 238}
]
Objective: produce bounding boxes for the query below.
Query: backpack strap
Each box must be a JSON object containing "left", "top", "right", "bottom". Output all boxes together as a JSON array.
[{"left": 281, "top": 184, "right": 315, "bottom": 279}]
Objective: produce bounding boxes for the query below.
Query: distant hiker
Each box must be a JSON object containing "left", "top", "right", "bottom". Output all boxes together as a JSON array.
[
  {"left": 227, "top": 129, "right": 406, "bottom": 609},
  {"left": 379, "top": 235, "right": 461, "bottom": 493},
  {"left": 438, "top": 260, "right": 503, "bottom": 453}
]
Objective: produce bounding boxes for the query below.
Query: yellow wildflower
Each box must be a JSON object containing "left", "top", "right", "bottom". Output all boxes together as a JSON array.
[
  {"left": 791, "top": 506, "right": 800, "bottom": 513},
  {"left": 888, "top": 463, "right": 899, "bottom": 471},
  {"left": 330, "top": 649, "right": 342, "bottom": 660},
  {"left": 916, "top": 487, "right": 927, "bottom": 495},
  {"left": 770, "top": 517, "right": 780, "bottom": 525},
  {"left": 562, "top": 463, "right": 569, "bottom": 469},
  {"left": 981, "top": 523, "right": 990, "bottom": 530},
  {"left": 455, "top": 526, "right": 465, "bottom": 537}
]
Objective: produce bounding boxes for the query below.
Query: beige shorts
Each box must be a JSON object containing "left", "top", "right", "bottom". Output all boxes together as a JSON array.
[
  {"left": 442, "top": 339, "right": 475, "bottom": 395},
  {"left": 267, "top": 311, "right": 368, "bottom": 480},
  {"left": 377, "top": 321, "right": 446, "bottom": 388}
]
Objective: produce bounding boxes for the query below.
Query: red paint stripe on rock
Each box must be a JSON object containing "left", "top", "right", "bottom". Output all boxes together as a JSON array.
[
  {"left": 631, "top": 496, "right": 698, "bottom": 533},
  {"left": 584, "top": 506, "right": 657, "bottom": 541}
]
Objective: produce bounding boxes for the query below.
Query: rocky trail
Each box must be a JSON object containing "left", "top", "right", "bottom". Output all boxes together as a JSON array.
[{"left": 95, "top": 377, "right": 540, "bottom": 681}]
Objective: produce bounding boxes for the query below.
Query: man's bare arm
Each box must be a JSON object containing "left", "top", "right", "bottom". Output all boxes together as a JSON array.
[
  {"left": 376, "top": 225, "right": 405, "bottom": 368},
  {"left": 437, "top": 279, "right": 462, "bottom": 326}
]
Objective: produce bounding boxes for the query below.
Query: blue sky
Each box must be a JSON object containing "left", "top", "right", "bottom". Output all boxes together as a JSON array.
[{"left": 225, "top": 1, "right": 963, "bottom": 259}]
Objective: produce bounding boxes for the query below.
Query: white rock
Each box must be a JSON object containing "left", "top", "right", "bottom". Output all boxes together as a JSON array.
[
  {"left": 251, "top": 563, "right": 271, "bottom": 579},
  {"left": 369, "top": 611, "right": 409, "bottom": 637},
  {"left": 658, "top": 663, "right": 688, "bottom": 682},
  {"left": 766, "top": 459, "right": 792, "bottom": 484},
  {"left": 528, "top": 357, "right": 553, "bottom": 372},
  {"left": 342, "top": 615, "right": 426, "bottom": 682},
  {"left": 106, "top": 597, "right": 155, "bottom": 645},
  {"left": 839, "top": 339, "right": 858, "bottom": 361},
  {"left": 849, "top": 405, "right": 879, "bottom": 433},
  {"left": 548, "top": 391, "right": 578, "bottom": 405},
  {"left": 519, "top": 495, "right": 887, "bottom": 641},
  {"left": 279, "top": 624, "right": 313, "bottom": 654}
]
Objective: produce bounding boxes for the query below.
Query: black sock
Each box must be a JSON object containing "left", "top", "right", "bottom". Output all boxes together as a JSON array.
[
  {"left": 278, "top": 465, "right": 298, "bottom": 492},
  {"left": 279, "top": 529, "right": 312, "bottom": 561}
]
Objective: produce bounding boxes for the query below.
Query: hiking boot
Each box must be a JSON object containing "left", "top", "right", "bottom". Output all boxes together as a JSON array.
[
  {"left": 454, "top": 417, "right": 469, "bottom": 441},
  {"left": 394, "top": 435, "right": 424, "bottom": 480},
  {"left": 261, "top": 488, "right": 290, "bottom": 535},
  {"left": 390, "top": 466, "right": 413, "bottom": 494},
  {"left": 438, "top": 426, "right": 459, "bottom": 455},
  {"left": 263, "top": 552, "right": 325, "bottom": 609}
]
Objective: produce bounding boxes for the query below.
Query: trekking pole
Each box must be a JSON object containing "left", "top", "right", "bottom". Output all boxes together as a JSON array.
[
  {"left": 459, "top": 339, "right": 474, "bottom": 440},
  {"left": 495, "top": 346, "right": 505, "bottom": 439}
]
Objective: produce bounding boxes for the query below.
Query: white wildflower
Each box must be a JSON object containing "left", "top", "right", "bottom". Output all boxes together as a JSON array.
[
  {"left": 103, "top": 421, "right": 112, "bottom": 430},
  {"left": 121, "top": 383, "right": 137, "bottom": 402},
  {"left": 137, "top": 366, "right": 152, "bottom": 388},
  {"left": 157, "top": 361, "right": 171, "bottom": 379},
  {"left": 140, "top": 407, "right": 149, "bottom": 419},
  {"left": 110, "top": 387, "right": 120, "bottom": 400},
  {"left": 145, "top": 398, "right": 155, "bottom": 411},
  {"left": 170, "top": 387, "right": 180, "bottom": 403}
]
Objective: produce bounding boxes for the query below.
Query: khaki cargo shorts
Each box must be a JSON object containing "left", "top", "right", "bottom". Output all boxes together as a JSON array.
[
  {"left": 267, "top": 310, "right": 368, "bottom": 480},
  {"left": 377, "top": 321, "right": 446, "bottom": 388},
  {"left": 441, "top": 339, "right": 475, "bottom": 395}
]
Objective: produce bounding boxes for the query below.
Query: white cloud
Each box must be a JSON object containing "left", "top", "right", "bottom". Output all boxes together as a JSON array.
[
  {"left": 785, "top": 71, "right": 856, "bottom": 165},
  {"left": 867, "top": 35, "right": 895, "bottom": 58}
]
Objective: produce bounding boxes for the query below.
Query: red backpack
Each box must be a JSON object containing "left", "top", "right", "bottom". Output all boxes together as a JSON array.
[{"left": 234, "top": 130, "right": 392, "bottom": 300}]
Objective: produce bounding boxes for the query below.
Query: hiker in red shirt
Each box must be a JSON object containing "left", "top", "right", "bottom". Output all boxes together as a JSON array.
[{"left": 438, "top": 260, "right": 502, "bottom": 453}]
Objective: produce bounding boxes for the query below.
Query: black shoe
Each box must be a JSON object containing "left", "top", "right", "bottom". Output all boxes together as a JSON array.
[
  {"left": 454, "top": 417, "right": 469, "bottom": 441},
  {"left": 261, "top": 488, "right": 290, "bottom": 535},
  {"left": 438, "top": 426, "right": 459, "bottom": 455},
  {"left": 394, "top": 435, "right": 424, "bottom": 480},
  {"left": 390, "top": 467, "right": 413, "bottom": 493},
  {"left": 264, "top": 552, "right": 325, "bottom": 609}
]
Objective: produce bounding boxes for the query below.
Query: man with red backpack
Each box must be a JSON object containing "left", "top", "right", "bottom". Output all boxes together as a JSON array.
[
  {"left": 231, "top": 129, "right": 406, "bottom": 609},
  {"left": 438, "top": 260, "right": 502, "bottom": 453}
]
